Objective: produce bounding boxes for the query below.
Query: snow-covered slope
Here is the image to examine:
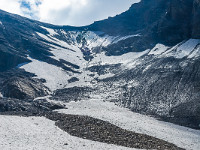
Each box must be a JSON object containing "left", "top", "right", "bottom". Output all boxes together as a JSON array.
[
  {"left": 0, "top": 115, "right": 136, "bottom": 150},
  {"left": 52, "top": 98, "right": 200, "bottom": 150},
  {"left": 160, "top": 39, "right": 200, "bottom": 59},
  {"left": 21, "top": 57, "right": 71, "bottom": 91},
  {"left": 19, "top": 35, "right": 200, "bottom": 129},
  {"left": 19, "top": 29, "right": 149, "bottom": 91},
  {"left": 20, "top": 33, "right": 200, "bottom": 93}
]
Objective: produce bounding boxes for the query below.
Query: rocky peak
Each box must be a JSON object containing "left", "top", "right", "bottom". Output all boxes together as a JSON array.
[{"left": 87, "top": 0, "right": 200, "bottom": 46}]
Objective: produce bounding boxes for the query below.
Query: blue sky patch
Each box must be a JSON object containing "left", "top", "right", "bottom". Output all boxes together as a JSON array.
[{"left": 20, "top": 0, "right": 31, "bottom": 10}]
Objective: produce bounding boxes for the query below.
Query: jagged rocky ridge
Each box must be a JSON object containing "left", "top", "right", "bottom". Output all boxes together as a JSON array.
[
  {"left": 0, "top": 0, "right": 200, "bottom": 129},
  {"left": 88, "top": 0, "right": 200, "bottom": 55}
]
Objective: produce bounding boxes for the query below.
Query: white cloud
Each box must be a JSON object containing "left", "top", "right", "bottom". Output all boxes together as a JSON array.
[
  {"left": 19, "top": 0, "right": 40, "bottom": 19},
  {"left": 0, "top": 0, "right": 140, "bottom": 26},
  {"left": 0, "top": 0, "right": 22, "bottom": 15}
]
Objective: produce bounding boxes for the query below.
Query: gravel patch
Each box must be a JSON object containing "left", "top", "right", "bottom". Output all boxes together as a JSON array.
[{"left": 47, "top": 112, "right": 184, "bottom": 150}]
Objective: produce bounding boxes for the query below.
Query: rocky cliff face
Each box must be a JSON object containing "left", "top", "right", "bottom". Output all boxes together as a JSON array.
[
  {"left": 158, "top": 0, "right": 200, "bottom": 44},
  {"left": 192, "top": 0, "right": 200, "bottom": 38},
  {"left": 0, "top": 69, "right": 50, "bottom": 99},
  {"left": 88, "top": 0, "right": 200, "bottom": 52}
]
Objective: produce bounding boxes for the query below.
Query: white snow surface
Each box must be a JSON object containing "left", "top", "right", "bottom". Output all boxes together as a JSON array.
[
  {"left": 49, "top": 45, "right": 85, "bottom": 68},
  {"left": 176, "top": 39, "right": 200, "bottom": 58},
  {"left": 57, "top": 98, "right": 200, "bottom": 150},
  {"left": 148, "top": 44, "right": 169, "bottom": 55},
  {"left": 21, "top": 29, "right": 200, "bottom": 92},
  {"left": 98, "top": 73, "right": 115, "bottom": 80},
  {"left": 111, "top": 34, "right": 141, "bottom": 44},
  {"left": 0, "top": 92, "right": 3, "bottom": 98},
  {"left": 0, "top": 115, "right": 136, "bottom": 150},
  {"left": 19, "top": 31, "right": 148, "bottom": 91},
  {"left": 72, "top": 31, "right": 114, "bottom": 49},
  {"left": 21, "top": 32, "right": 98, "bottom": 90},
  {"left": 188, "top": 43, "right": 200, "bottom": 58},
  {"left": 36, "top": 32, "right": 70, "bottom": 49},
  {"left": 143, "top": 64, "right": 152, "bottom": 73},
  {"left": 40, "top": 26, "right": 59, "bottom": 36},
  {"left": 90, "top": 50, "right": 148, "bottom": 67},
  {"left": 66, "top": 31, "right": 141, "bottom": 50},
  {"left": 36, "top": 32, "right": 87, "bottom": 69},
  {"left": 37, "top": 29, "right": 140, "bottom": 51},
  {"left": 148, "top": 39, "right": 200, "bottom": 59},
  {"left": 20, "top": 57, "right": 70, "bottom": 91},
  {"left": 163, "top": 39, "right": 200, "bottom": 58}
]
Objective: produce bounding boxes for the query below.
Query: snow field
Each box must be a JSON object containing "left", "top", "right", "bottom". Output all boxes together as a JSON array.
[
  {"left": 57, "top": 98, "right": 200, "bottom": 150},
  {"left": 0, "top": 115, "right": 137, "bottom": 150},
  {"left": 162, "top": 39, "right": 200, "bottom": 59}
]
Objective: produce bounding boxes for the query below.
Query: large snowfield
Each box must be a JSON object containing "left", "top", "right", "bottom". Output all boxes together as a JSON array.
[
  {"left": 1, "top": 98, "right": 200, "bottom": 150},
  {"left": 56, "top": 98, "right": 200, "bottom": 150},
  {"left": 0, "top": 115, "right": 137, "bottom": 150}
]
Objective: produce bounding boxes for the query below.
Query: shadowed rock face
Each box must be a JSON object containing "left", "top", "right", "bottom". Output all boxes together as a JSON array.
[
  {"left": 157, "top": 0, "right": 200, "bottom": 44},
  {"left": 0, "top": 50, "right": 30, "bottom": 72},
  {"left": 87, "top": 0, "right": 169, "bottom": 35},
  {"left": 0, "top": 69, "right": 50, "bottom": 100},
  {"left": 0, "top": 98, "right": 65, "bottom": 113},
  {"left": 192, "top": 0, "right": 200, "bottom": 38},
  {"left": 87, "top": 0, "right": 200, "bottom": 53},
  {"left": 1, "top": 76, "right": 50, "bottom": 100}
]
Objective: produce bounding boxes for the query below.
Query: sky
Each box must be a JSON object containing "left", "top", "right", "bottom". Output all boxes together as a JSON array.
[{"left": 0, "top": 0, "right": 140, "bottom": 26}]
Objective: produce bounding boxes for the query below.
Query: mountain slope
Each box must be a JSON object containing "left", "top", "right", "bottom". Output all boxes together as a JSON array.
[
  {"left": 0, "top": 0, "right": 200, "bottom": 130},
  {"left": 87, "top": 0, "right": 200, "bottom": 55}
]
